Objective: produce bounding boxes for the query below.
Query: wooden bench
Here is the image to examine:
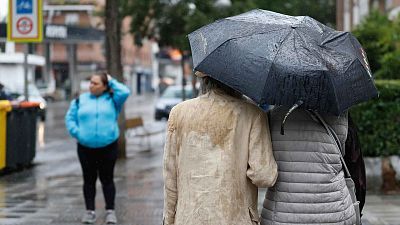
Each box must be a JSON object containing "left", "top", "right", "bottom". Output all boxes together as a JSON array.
[{"left": 125, "top": 117, "right": 165, "bottom": 150}]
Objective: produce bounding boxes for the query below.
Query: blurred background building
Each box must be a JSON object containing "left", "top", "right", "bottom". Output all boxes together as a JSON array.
[
  {"left": 0, "top": 0, "right": 166, "bottom": 100},
  {"left": 337, "top": 0, "right": 400, "bottom": 31}
]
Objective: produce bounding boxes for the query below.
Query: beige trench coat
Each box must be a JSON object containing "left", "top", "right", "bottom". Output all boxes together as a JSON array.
[{"left": 163, "top": 91, "right": 278, "bottom": 225}]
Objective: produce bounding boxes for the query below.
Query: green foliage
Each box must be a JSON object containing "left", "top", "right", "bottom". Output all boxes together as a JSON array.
[
  {"left": 353, "top": 11, "right": 400, "bottom": 79},
  {"left": 353, "top": 11, "right": 395, "bottom": 75},
  {"left": 157, "top": 1, "right": 191, "bottom": 49},
  {"left": 253, "top": 0, "right": 336, "bottom": 28},
  {"left": 376, "top": 51, "right": 400, "bottom": 79},
  {"left": 121, "top": 0, "right": 167, "bottom": 45},
  {"left": 225, "top": 0, "right": 258, "bottom": 17},
  {"left": 350, "top": 80, "right": 400, "bottom": 156},
  {"left": 122, "top": 0, "right": 337, "bottom": 50}
]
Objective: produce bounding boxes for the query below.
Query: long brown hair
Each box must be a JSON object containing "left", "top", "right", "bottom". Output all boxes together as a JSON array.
[
  {"left": 200, "top": 76, "right": 242, "bottom": 99},
  {"left": 93, "top": 71, "right": 110, "bottom": 92}
]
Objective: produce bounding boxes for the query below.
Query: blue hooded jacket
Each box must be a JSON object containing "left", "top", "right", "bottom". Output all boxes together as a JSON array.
[{"left": 65, "top": 78, "right": 130, "bottom": 148}]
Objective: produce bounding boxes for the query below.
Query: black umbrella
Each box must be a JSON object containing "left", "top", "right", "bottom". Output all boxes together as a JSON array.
[{"left": 188, "top": 9, "right": 378, "bottom": 115}]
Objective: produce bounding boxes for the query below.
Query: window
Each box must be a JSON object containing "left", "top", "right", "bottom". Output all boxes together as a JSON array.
[{"left": 65, "top": 13, "right": 79, "bottom": 25}]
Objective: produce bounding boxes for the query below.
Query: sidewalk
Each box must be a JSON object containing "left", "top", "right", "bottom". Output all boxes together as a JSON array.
[{"left": 362, "top": 194, "right": 400, "bottom": 225}]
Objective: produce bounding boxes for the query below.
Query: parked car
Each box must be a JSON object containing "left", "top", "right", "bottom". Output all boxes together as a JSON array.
[
  {"left": 155, "top": 85, "right": 195, "bottom": 121},
  {"left": 37, "top": 83, "right": 57, "bottom": 102},
  {"left": 0, "top": 84, "right": 13, "bottom": 100},
  {"left": 13, "top": 84, "right": 47, "bottom": 121}
]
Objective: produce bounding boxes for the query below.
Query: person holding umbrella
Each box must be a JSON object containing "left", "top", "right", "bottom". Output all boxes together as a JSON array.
[
  {"left": 188, "top": 9, "right": 377, "bottom": 225},
  {"left": 162, "top": 71, "right": 278, "bottom": 225},
  {"left": 260, "top": 106, "right": 360, "bottom": 225}
]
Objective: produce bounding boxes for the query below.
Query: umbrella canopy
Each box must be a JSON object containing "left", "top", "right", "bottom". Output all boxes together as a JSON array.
[{"left": 188, "top": 9, "right": 378, "bottom": 115}]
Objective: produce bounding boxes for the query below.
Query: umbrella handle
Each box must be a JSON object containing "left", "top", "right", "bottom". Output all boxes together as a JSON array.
[{"left": 280, "top": 100, "right": 304, "bottom": 135}]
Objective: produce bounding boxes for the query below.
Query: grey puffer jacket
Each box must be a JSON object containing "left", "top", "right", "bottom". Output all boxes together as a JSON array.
[{"left": 261, "top": 106, "right": 357, "bottom": 225}]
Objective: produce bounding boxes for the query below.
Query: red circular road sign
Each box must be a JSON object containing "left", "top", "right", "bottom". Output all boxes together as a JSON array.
[{"left": 16, "top": 17, "right": 33, "bottom": 34}]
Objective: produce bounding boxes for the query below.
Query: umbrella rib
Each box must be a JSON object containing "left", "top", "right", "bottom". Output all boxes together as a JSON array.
[
  {"left": 260, "top": 29, "right": 294, "bottom": 104},
  {"left": 354, "top": 57, "right": 372, "bottom": 78},
  {"left": 293, "top": 30, "right": 302, "bottom": 71},
  {"left": 342, "top": 59, "right": 358, "bottom": 74},
  {"left": 296, "top": 31, "right": 328, "bottom": 71},
  {"left": 295, "top": 31, "right": 341, "bottom": 114},
  {"left": 346, "top": 36, "right": 373, "bottom": 77},
  {"left": 323, "top": 33, "right": 372, "bottom": 77},
  {"left": 320, "top": 32, "right": 347, "bottom": 46}
]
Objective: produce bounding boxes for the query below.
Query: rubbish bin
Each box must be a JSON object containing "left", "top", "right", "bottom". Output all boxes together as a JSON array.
[
  {"left": 5, "top": 106, "right": 21, "bottom": 169},
  {"left": 0, "top": 101, "right": 11, "bottom": 170},
  {"left": 6, "top": 102, "right": 39, "bottom": 169},
  {"left": 20, "top": 102, "right": 39, "bottom": 167}
]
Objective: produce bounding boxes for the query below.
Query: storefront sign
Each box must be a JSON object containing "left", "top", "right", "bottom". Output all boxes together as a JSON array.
[{"left": 45, "top": 25, "right": 67, "bottom": 39}]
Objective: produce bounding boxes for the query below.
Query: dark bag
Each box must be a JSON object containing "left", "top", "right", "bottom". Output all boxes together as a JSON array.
[{"left": 344, "top": 115, "right": 366, "bottom": 214}]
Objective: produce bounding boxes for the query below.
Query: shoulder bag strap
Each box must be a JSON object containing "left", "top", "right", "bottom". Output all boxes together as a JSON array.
[
  {"left": 75, "top": 96, "right": 80, "bottom": 108},
  {"left": 307, "top": 110, "right": 351, "bottom": 178},
  {"left": 307, "top": 110, "right": 361, "bottom": 224}
]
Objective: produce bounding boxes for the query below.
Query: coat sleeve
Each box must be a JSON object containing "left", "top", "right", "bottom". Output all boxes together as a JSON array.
[
  {"left": 163, "top": 109, "right": 178, "bottom": 225},
  {"left": 108, "top": 78, "right": 131, "bottom": 111},
  {"left": 246, "top": 111, "right": 278, "bottom": 188},
  {"left": 65, "top": 99, "right": 79, "bottom": 139}
]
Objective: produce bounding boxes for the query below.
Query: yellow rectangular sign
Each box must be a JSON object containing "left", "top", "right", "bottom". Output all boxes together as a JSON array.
[{"left": 7, "top": 0, "right": 43, "bottom": 42}]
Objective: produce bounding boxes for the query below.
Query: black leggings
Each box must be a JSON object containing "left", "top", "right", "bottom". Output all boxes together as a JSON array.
[{"left": 77, "top": 140, "right": 118, "bottom": 210}]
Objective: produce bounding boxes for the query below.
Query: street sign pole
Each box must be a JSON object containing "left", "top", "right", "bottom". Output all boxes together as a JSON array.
[{"left": 23, "top": 44, "right": 28, "bottom": 101}]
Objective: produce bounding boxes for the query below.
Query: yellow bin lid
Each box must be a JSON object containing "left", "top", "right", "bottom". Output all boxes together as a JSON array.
[{"left": 0, "top": 100, "right": 12, "bottom": 112}]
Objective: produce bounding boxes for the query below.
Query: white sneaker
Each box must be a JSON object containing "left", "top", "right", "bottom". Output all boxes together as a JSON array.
[
  {"left": 105, "top": 210, "right": 117, "bottom": 224},
  {"left": 81, "top": 210, "right": 96, "bottom": 224}
]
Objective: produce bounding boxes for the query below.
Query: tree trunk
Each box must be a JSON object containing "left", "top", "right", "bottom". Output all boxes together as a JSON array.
[
  {"left": 105, "top": 0, "right": 126, "bottom": 158},
  {"left": 381, "top": 157, "right": 400, "bottom": 194},
  {"left": 369, "top": 0, "right": 386, "bottom": 13},
  {"left": 378, "top": 0, "right": 386, "bottom": 13},
  {"left": 336, "top": 0, "right": 344, "bottom": 31},
  {"left": 368, "top": 0, "right": 374, "bottom": 11}
]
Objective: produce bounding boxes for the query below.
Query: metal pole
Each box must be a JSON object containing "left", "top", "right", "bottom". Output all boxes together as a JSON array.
[
  {"left": 24, "top": 43, "right": 29, "bottom": 101},
  {"left": 181, "top": 53, "right": 186, "bottom": 101},
  {"left": 67, "top": 44, "right": 77, "bottom": 99},
  {"left": 43, "top": 43, "right": 51, "bottom": 83}
]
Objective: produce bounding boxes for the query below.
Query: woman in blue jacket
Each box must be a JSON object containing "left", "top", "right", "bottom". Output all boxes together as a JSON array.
[{"left": 65, "top": 72, "right": 130, "bottom": 224}]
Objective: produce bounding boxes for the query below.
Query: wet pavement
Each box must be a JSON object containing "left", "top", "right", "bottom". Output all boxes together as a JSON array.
[{"left": 0, "top": 93, "right": 399, "bottom": 225}]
